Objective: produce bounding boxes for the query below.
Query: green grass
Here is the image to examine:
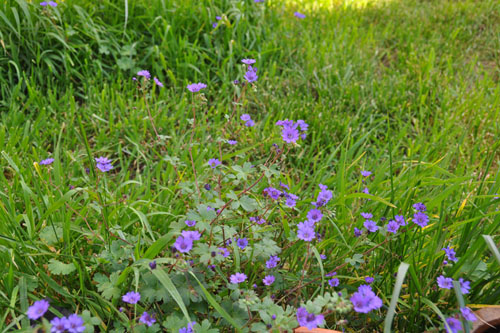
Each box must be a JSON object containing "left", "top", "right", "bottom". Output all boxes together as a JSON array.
[{"left": 0, "top": 0, "right": 499, "bottom": 331}]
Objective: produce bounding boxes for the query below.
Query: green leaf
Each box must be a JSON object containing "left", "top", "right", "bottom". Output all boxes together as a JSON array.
[
  {"left": 483, "top": 235, "right": 500, "bottom": 266},
  {"left": 152, "top": 269, "right": 191, "bottom": 322},
  {"left": 239, "top": 195, "right": 258, "bottom": 212},
  {"left": 384, "top": 262, "right": 409, "bottom": 333},
  {"left": 48, "top": 259, "right": 76, "bottom": 275}
]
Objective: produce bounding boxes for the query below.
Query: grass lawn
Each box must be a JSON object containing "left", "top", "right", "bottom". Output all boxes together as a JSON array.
[{"left": 0, "top": 0, "right": 499, "bottom": 331}]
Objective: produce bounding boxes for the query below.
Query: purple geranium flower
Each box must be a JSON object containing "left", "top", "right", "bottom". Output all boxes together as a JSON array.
[
  {"left": 364, "top": 220, "right": 378, "bottom": 233},
  {"left": 65, "top": 314, "right": 85, "bottom": 333},
  {"left": 445, "top": 317, "right": 462, "bottom": 333},
  {"left": 307, "top": 209, "right": 323, "bottom": 223},
  {"left": 95, "top": 156, "right": 113, "bottom": 172},
  {"left": 442, "top": 246, "right": 458, "bottom": 263},
  {"left": 27, "top": 300, "right": 49, "bottom": 320},
  {"left": 185, "top": 220, "right": 196, "bottom": 227},
  {"left": 216, "top": 16, "right": 222, "bottom": 20},
  {"left": 137, "top": 70, "right": 151, "bottom": 79},
  {"left": 40, "top": 1, "right": 48, "bottom": 5},
  {"left": 328, "top": 278, "right": 339, "bottom": 287},
  {"left": 122, "top": 291, "right": 141, "bottom": 304},
  {"left": 244, "top": 68, "right": 258, "bottom": 83},
  {"left": 365, "top": 276, "right": 374, "bottom": 284},
  {"left": 413, "top": 202, "right": 427, "bottom": 212},
  {"left": 227, "top": 139, "right": 237, "bottom": 145},
  {"left": 139, "top": 311, "right": 156, "bottom": 327},
  {"left": 361, "top": 212, "right": 373, "bottom": 219},
  {"left": 459, "top": 278, "right": 471, "bottom": 294},
  {"left": 208, "top": 158, "right": 221, "bottom": 168},
  {"left": 413, "top": 212, "right": 429, "bottom": 227},
  {"left": 40, "top": 158, "right": 55, "bottom": 165},
  {"left": 313, "top": 184, "right": 333, "bottom": 207},
  {"left": 294, "top": 12, "right": 306, "bottom": 19},
  {"left": 242, "top": 59, "right": 256, "bottom": 65},
  {"left": 179, "top": 321, "right": 196, "bottom": 333},
  {"left": 187, "top": 83, "right": 207, "bottom": 93},
  {"left": 297, "top": 223, "right": 315, "bottom": 241},
  {"left": 394, "top": 215, "right": 406, "bottom": 226},
  {"left": 50, "top": 317, "right": 68, "bottom": 333},
  {"left": 354, "top": 227, "right": 363, "bottom": 237},
  {"left": 174, "top": 236, "right": 193, "bottom": 253},
  {"left": 218, "top": 247, "right": 230, "bottom": 257},
  {"left": 387, "top": 220, "right": 399, "bottom": 234},
  {"left": 241, "top": 114, "right": 251, "bottom": 121},
  {"left": 263, "top": 275, "right": 275, "bottom": 286},
  {"left": 320, "top": 254, "right": 327, "bottom": 260},
  {"left": 460, "top": 307, "right": 477, "bottom": 321},
  {"left": 181, "top": 230, "right": 201, "bottom": 241},
  {"left": 437, "top": 275, "right": 453, "bottom": 289},
  {"left": 266, "top": 255, "right": 280, "bottom": 269},
  {"left": 296, "top": 307, "right": 324, "bottom": 330},
  {"left": 236, "top": 238, "right": 248, "bottom": 250},
  {"left": 264, "top": 187, "right": 281, "bottom": 200},
  {"left": 350, "top": 285, "right": 383, "bottom": 313},
  {"left": 154, "top": 77, "right": 163, "bottom": 87},
  {"left": 212, "top": 22, "right": 218, "bottom": 28},
  {"left": 230, "top": 272, "right": 247, "bottom": 284},
  {"left": 361, "top": 170, "right": 372, "bottom": 177}
]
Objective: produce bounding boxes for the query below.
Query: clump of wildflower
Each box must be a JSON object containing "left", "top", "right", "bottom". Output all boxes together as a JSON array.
[
  {"left": 364, "top": 220, "right": 378, "bottom": 233},
  {"left": 395, "top": 215, "right": 406, "bottom": 226},
  {"left": 445, "top": 317, "right": 462, "bottom": 333},
  {"left": 413, "top": 211, "right": 429, "bottom": 228},
  {"left": 307, "top": 209, "right": 323, "bottom": 223},
  {"left": 329, "top": 278, "right": 339, "bottom": 287},
  {"left": 297, "top": 221, "right": 315, "bottom": 241},
  {"left": 139, "top": 312, "right": 156, "bottom": 327},
  {"left": 387, "top": 220, "right": 399, "bottom": 234},
  {"left": 266, "top": 255, "right": 280, "bottom": 269},
  {"left": 187, "top": 83, "right": 207, "bottom": 93},
  {"left": 50, "top": 317, "right": 67, "bottom": 333},
  {"left": 174, "top": 236, "right": 193, "bottom": 253},
  {"left": 275, "top": 119, "right": 308, "bottom": 144},
  {"left": 95, "top": 156, "right": 113, "bottom": 172},
  {"left": 263, "top": 275, "right": 275, "bottom": 286},
  {"left": 236, "top": 238, "right": 248, "bottom": 249},
  {"left": 294, "top": 12, "right": 306, "bottom": 19},
  {"left": 122, "top": 291, "right": 141, "bottom": 304},
  {"left": 244, "top": 66, "right": 258, "bottom": 83},
  {"left": 208, "top": 158, "right": 221, "bottom": 168},
  {"left": 182, "top": 230, "right": 201, "bottom": 241},
  {"left": 350, "top": 285, "right": 383, "bottom": 313},
  {"left": 361, "top": 212, "right": 373, "bottom": 219},
  {"left": 284, "top": 192, "right": 299, "bottom": 207},
  {"left": 240, "top": 113, "right": 255, "bottom": 127},
  {"left": 40, "top": 158, "right": 54, "bottom": 165},
  {"left": 65, "top": 314, "right": 85, "bottom": 333},
  {"left": 437, "top": 275, "right": 453, "bottom": 289},
  {"left": 27, "top": 300, "right": 49, "bottom": 320},
  {"left": 413, "top": 202, "right": 427, "bottom": 212},
  {"left": 296, "top": 307, "right": 324, "bottom": 330},
  {"left": 179, "top": 321, "right": 196, "bottom": 333},
  {"left": 230, "top": 272, "right": 247, "bottom": 284},
  {"left": 361, "top": 170, "right": 372, "bottom": 177},
  {"left": 263, "top": 186, "right": 281, "bottom": 200},
  {"left": 250, "top": 216, "right": 266, "bottom": 225},
  {"left": 442, "top": 246, "right": 458, "bottom": 263},
  {"left": 460, "top": 307, "right": 477, "bottom": 321},
  {"left": 365, "top": 276, "right": 374, "bottom": 284}
]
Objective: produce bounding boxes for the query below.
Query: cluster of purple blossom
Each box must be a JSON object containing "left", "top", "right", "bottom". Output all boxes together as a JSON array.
[
  {"left": 263, "top": 183, "right": 300, "bottom": 208},
  {"left": 40, "top": 157, "right": 55, "bottom": 165},
  {"left": 350, "top": 284, "right": 382, "bottom": 313},
  {"left": 275, "top": 119, "right": 308, "bottom": 144},
  {"left": 412, "top": 202, "right": 429, "bottom": 227},
  {"left": 26, "top": 300, "right": 85, "bottom": 333},
  {"left": 134, "top": 70, "right": 163, "bottom": 87},
  {"left": 95, "top": 156, "right": 113, "bottom": 172},
  {"left": 40, "top": 1, "right": 57, "bottom": 7},
  {"left": 445, "top": 307, "right": 477, "bottom": 333},
  {"left": 186, "top": 82, "right": 207, "bottom": 93},
  {"left": 212, "top": 15, "right": 222, "bottom": 28},
  {"left": 242, "top": 59, "right": 258, "bottom": 83},
  {"left": 173, "top": 231, "right": 201, "bottom": 253},
  {"left": 240, "top": 113, "right": 255, "bottom": 127},
  {"left": 179, "top": 321, "right": 196, "bottom": 333},
  {"left": 436, "top": 275, "right": 471, "bottom": 294},
  {"left": 250, "top": 216, "right": 266, "bottom": 225},
  {"left": 121, "top": 291, "right": 156, "bottom": 326},
  {"left": 296, "top": 307, "right": 324, "bottom": 330}
]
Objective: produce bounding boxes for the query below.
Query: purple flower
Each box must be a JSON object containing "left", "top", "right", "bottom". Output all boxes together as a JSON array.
[
  {"left": 413, "top": 202, "right": 427, "bottom": 212},
  {"left": 216, "top": 16, "right": 222, "bottom": 20},
  {"left": 364, "top": 220, "right": 378, "bottom": 233},
  {"left": 187, "top": 83, "right": 207, "bottom": 93},
  {"left": 314, "top": 184, "right": 333, "bottom": 207},
  {"left": 174, "top": 236, "right": 193, "bottom": 253},
  {"left": 395, "top": 215, "right": 406, "bottom": 226},
  {"left": 27, "top": 300, "right": 49, "bottom": 320},
  {"left": 320, "top": 254, "right": 327, "bottom": 260},
  {"left": 40, "top": 1, "right": 48, "bottom": 5},
  {"left": 365, "top": 276, "right": 374, "bottom": 284},
  {"left": 362, "top": 187, "right": 370, "bottom": 194},
  {"left": 307, "top": 209, "right": 323, "bottom": 223},
  {"left": 244, "top": 68, "right": 258, "bottom": 83},
  {"left": 40, "top": 158, "right": 55, "bottom": 165},
  {"left": 413, "top": 212, "right": 429, "bottom": 227},
  {"left": 236, "top": 238, "right": 248, "bottom": 249},
  {"left": 208, "top": 158, "right": 221, "bottom": 168},
  {"left": 250, "top": 216, "right": 266, "bottom": 225},
  {"left": 442, "top": 246, "right": 458, "bottom": 263},
  {"left": 230, "top": 272, "right": 247, "bottom": 284},
  {"left": 354, "top": 227, "right": 362, "bottom": 237},
  {"left": 95, "top": 156, "right": 113, "bottom": 172},
  {"left": 360, "top": 212, "right": 373, "bottom": 219},
  {"left": 294, "top": 12, "right": 306, "bottom": 19},
  {"left": 242, "top": 59, "right": 256, "bottom": 65},
  {"left": 350, "top": 285, "right": 383, "bottom": 313},
  {"left": 137, "top": 70, "right": 151, "bottom": 79},
  {"left": 460, "top": 307, "right": 477, "bottom": 321},
  {"left": 264, "top": 187, "right": 281, "bottom": 200},
  {"left": 326, "top": 272, "right": 337, "bottom": 277},
  {"left": 459, "top": 278, "right": 471, "bottom": 294},
  {"left": 296, "top": 120, "right": 309, "bottom": 132},
  {"left": 122, "top": 291, "right": 141, "bottom": 304},
  {"left": 218, "top": 247, "right": 230, "bottom": 257},
  {"left": 241, "top": 114, "right": 251, "bottom": 121},
  {"left": 297, "top": 223, "right": 315, "bottom": 241},
  {"left": 437, "top": 275, "right": 453, "bottom": 289},
  {"left": 285, "top": 193, "right": 298, "bottom": 207},
  {"left": 328, "top": 278, "right": 339, "bottom": 287},
  {"left": 50, "top": 317, "right": 68, "bottom": 333},
  {"left": 185, "top": 220, "right": 196, "bottom": 227},
  {"left": 179, "top": 322, "right": 196, "bottom": 333},
  {"left": 227, "top": 139, "right": 237, "bottom": 145},
  {"left": 139, "top": 311, "right": 156, "bottom": 327},
  {"left": 266, "top": 255, "right": 280, "bottom": 269},
  {"left": 445, "top": 317, "right": 462, "bottom": 333},
  {"left": 296, "top": 307, "right": 324, "bottom": 330},
  {"left": 149, "top": 261, "right": 157, "bottom": 270},
  {"left": 181, "top": 230, "right": 201, "bottom": 241},
  {"left": 361, "top": 170, "right": 372, "bottom": 177},
  {"left": 212, "top": 22, "right": 218, "bottom": 28},
  {"left": 279, "top": 181, "right": 290, "bottom": 190},
  {"left": 154, "top": 77, "right": 163, "bottom": 87},
  {"left": 65, "top": 314, "right": 85, "bottom": 333},
  {"left": 245, "top": 119, "right": 255, "bottom": 127},
  {"left": 387, "top": 220, "right": 399, "bottom": 234},
  {"left": 263, "top": 275, "right": 275, "bottom": 286},
  {"left": 48, "top": 1, "right": 57, "bottom": 7}
]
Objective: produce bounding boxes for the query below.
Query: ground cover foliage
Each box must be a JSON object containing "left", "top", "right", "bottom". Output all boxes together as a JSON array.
[{"left": 0, "top": 0, "right": 499, "bottom": 331}]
